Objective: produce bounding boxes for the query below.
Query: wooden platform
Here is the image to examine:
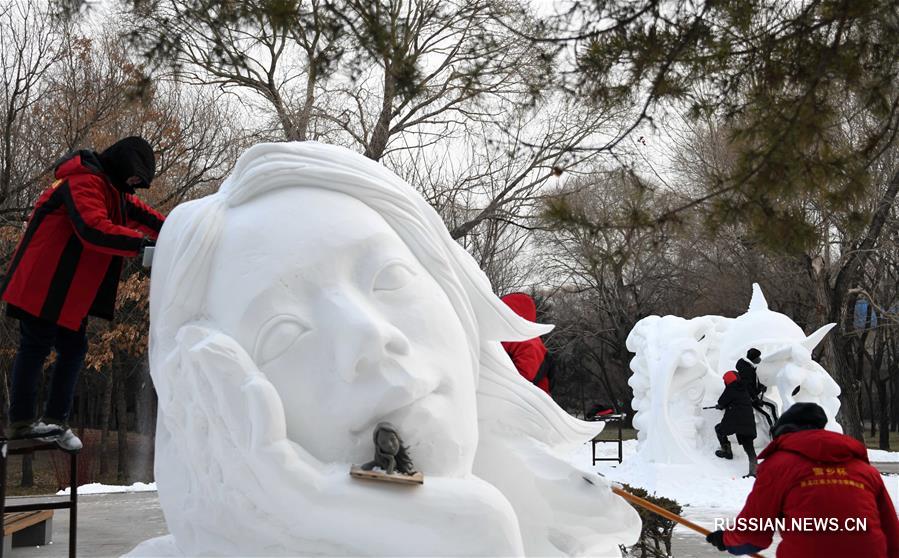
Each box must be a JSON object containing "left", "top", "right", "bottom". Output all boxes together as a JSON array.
[{"left": 350, "top": 465, "right": 424, "bottom": 485}]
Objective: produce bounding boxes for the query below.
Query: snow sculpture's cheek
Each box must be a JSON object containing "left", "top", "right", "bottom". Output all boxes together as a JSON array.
[{"left": 801, "top": 373, "right": 823, "bottom": 397}]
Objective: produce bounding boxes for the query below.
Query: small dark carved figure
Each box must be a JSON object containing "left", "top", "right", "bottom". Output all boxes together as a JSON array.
[{"left": 361, "top": 422, "right": 416, "bottom": 476}]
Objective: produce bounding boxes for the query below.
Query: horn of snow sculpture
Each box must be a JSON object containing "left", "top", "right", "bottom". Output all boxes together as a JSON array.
[
  {"left": 128, "top": 142, "right": 641, "bottom": 557},
  {"left": 627, "top": 283, "right": 841, "bottom": 465}
]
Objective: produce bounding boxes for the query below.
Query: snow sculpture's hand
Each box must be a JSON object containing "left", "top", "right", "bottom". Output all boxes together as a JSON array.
[
  {"left": 154, "top": 324, "right": 323, "bottom": 554},
  {"left": 154, "top": 325, "right": 525, "bottom": 556}
]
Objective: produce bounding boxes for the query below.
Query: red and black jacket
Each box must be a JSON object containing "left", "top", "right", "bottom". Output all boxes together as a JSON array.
[{"left": 0, "top": 151, "right": 164, "bottom": 330}]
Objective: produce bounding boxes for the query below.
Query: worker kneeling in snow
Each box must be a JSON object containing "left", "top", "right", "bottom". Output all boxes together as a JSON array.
[
  {"left": 706, "top": 402, "right": 899, "bottom": 558},
  {"left": 714, "top": 370, "right": 758, "bottom": 477}
]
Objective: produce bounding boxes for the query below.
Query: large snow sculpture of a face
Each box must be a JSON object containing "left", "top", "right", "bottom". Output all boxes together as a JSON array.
[
  {"left": 136, "top": 142, "right": 641, "bottom": 557},
  {"left": 205, "top": 188, "right": 476, "bottom": 475}
]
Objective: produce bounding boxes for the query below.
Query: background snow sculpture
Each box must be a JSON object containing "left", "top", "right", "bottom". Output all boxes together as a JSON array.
[
  {"left": 626, "top": 315, "right": 718, "bottom": 463},
  {"left": 131, "top": 142, "right": 641, "bottom": 557},
  {"left": 627, "top": 283, "right": 842, "bottom": 466},
  {"left": 716, "top": 284, "right": 841, "bottom": 436}
]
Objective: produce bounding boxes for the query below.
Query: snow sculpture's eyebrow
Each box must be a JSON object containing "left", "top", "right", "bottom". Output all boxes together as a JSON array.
[{"left": 352, "top": 231, "right": 416, "bottom": 284}]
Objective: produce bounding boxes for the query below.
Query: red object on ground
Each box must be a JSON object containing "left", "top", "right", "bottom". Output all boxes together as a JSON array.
[
  {"left": 1, "top": 152, "right": 164, "bottom": 330},
  {"left": 500, "top": 293, "right": 550, "bottom": 395},
  {"left": 723, "top": 429, "right": 899, "bottom": 558}
]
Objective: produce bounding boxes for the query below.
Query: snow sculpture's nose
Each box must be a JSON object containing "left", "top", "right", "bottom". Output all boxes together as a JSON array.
[{"left": 331, "top": 293, "right": 412, "bottom": 382}]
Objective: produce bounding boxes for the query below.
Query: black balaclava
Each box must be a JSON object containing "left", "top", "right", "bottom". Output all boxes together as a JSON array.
[
  {"left": 746, "top": 348, "right": 761, "bottom": 365},
  {"left": 97, "top": 136, "right": 155, "bottom": 194},
  {"left": 770, "top": 402, "right": 828, "bottom": 438}
]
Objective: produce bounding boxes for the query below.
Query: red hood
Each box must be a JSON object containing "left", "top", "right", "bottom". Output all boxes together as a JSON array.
[
  {"left": 501, "top": 293, "right": 537, "bottom": 321},
  {"left": 55, "top": 151, "right": 106, "bottom": 181},
  {"left": 759, "top": 429, "right": 869, "bottom": 464}
]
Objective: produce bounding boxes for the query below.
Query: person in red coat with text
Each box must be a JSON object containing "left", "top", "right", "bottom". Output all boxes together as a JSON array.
[
  {"left": 500, "top": 292, "right": 551, "bottom": 395},
  {"left": 706, "top": 402, "right": 899, "bottom": 558},
  {"left": 1, "top": 137, "right": 165, "bottom": 450}
]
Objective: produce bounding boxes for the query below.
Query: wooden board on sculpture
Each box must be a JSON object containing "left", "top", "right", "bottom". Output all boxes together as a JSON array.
[{"left": 350, "top": 465, "right": 424, "bottom": 485}]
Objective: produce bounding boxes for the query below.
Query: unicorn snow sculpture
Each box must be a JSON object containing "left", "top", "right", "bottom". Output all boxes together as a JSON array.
[{"left": 626, "top": 283, "right": 841, "bottom": 466}]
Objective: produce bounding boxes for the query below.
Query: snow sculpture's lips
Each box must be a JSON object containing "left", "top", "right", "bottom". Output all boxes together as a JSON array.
[{"left": 347, "top": 357, "right": 444, "bottom": 436}]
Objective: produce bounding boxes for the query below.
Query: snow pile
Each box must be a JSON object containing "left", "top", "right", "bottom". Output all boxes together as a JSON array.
[
  {"left": 869, "top": 449, "right": 899, "bottom": 463},
  {"left": 56, "top": 482, "right": 156, "bottom": 495},
  {"left": 573, "top": 438, "right": 899, "bottom": 514}
]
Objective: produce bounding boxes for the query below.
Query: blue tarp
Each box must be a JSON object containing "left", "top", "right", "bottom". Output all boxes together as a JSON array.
[{"left": 853, "top": 299, "right": 878, "bottom": 331}]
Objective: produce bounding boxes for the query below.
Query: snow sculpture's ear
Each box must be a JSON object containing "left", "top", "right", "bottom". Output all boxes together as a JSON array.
[{"left": 801, "top": 323, "right": 835, "bottom": 353}]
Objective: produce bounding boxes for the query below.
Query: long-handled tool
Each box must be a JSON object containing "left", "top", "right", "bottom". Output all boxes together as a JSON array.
[{"left": 610, "top": 483, "right": 766, "bottom": 558}]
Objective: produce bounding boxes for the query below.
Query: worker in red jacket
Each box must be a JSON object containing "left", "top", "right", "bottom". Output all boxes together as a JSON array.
[
  {"left": 706, "top": 402, "right": 899, "bottom": 558},
  {"left": 500, "top": 293, "right": 551, "bottom": 395},
  {"left": 1, "top": 137, "right": 165, "bottom": 451}
]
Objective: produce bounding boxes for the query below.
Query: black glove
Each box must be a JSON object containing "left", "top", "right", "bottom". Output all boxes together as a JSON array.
[{"left": 706, "top": 529, "right": 726, "bottom": 551}]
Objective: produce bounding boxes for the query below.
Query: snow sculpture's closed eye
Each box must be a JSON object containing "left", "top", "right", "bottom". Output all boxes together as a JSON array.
[
  {"left": 373, "top": 261, "right": 416, "bottom": 292},
  {"left": 254, "top": 315, "right": 310, "bottom": 366}
]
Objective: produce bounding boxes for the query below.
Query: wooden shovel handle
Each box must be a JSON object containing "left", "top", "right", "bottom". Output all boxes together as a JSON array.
[{"left": 611, "top": 486, "right": 765, "bottom": 558}]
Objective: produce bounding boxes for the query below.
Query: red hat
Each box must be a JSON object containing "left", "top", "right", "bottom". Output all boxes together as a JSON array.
[{"left": 723, "top": 371, "right": 739, "bottom": 385}]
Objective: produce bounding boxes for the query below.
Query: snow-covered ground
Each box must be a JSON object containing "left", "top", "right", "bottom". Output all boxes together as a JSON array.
[
  {"left": 56, "top": 481, "right": 157, "bottom": 496},
  {"left": 869, "top": 448, "right": 899, "bottom": 462},
  {"left": 571, "top": 438, "right": 899, "bottom": 556}
]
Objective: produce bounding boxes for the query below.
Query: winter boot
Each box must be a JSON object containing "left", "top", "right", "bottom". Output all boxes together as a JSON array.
[
  {"left": 715, "top": 439, "right": 733, "bottom": 460},
  {"left": 36, "top": 418, "right": 82, "bottom": 452},
  {"left": 741, "top": 441, "right": 758, "bottom": 477},
  {"left": 4, "top": 419, "right": 63, "bottom": 440}
]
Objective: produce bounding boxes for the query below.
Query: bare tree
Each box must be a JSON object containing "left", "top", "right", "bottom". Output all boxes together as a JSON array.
[{"left": 0, "top": 0, "right": 62, "bottom": 214}]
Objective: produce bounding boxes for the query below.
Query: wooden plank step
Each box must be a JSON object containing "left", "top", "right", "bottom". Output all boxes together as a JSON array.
[
  {"left": 4, "top": 510, "right": 53, "bottom": 535},
  {"left": 350, "top": 465, "right": 423, "bottom": 485}
]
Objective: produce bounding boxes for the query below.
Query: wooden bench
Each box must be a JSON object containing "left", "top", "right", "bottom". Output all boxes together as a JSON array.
[{"left": 3, "top": 510, "right": 53, "bottom": 554}]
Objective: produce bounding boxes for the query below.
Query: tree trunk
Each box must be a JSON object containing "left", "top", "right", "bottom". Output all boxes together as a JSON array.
[
  {"left": 98, "top": 370, "right": 114, "bottom": 477},
  {"left": 364, "top": 64, "right": 396, "bottom": 161},
  {"left": 116, "top": 373, "right": 129, "bottom": 483},
  {"left": 20, "top": 455, "right": 33, "bottom": 488},
  {"left": 877, "top": 378, "right": 890, "bottom": 450},
  {"left": 865, "top": 377, "right": 875, "bottom": 439},
  {"left": 830, "top": 334, "right": 865, "bottom": 441},
  {"left": 893, "top": 373, "right": 899, "bottom": 432}
]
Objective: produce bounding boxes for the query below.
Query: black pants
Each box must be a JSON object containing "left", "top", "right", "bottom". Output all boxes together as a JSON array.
[
  {"left": 715, "top": 423, "right": 754, "bottom": 446},
  {"left": 8, "top": 314, "right": 87, "bottom": 424}
]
